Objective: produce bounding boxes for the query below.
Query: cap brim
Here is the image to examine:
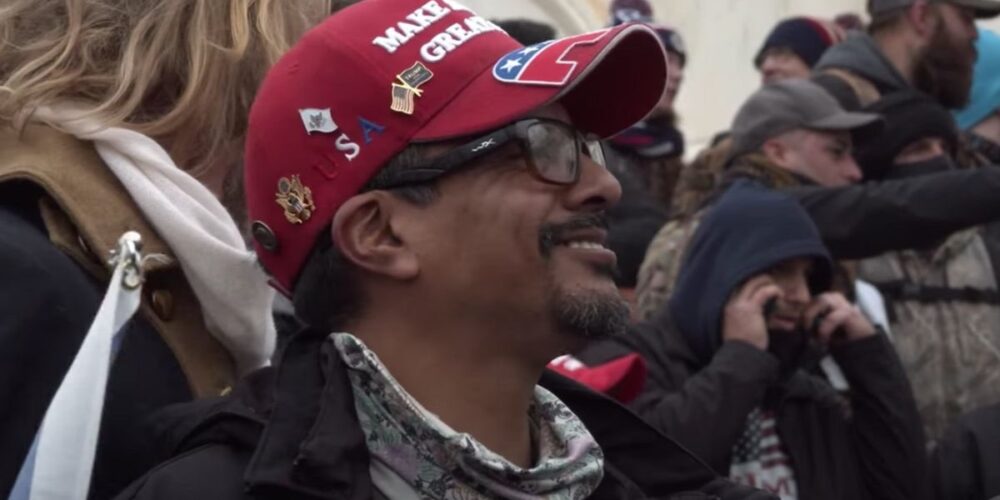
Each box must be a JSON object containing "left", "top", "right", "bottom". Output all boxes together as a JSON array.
[
  {"left": 954, "top": 0, "right": 1000, "bottom": 18},
  {"left": 414, "top": 24, "right": 667, "bottom": 141},
  {"left": 808, "top": 110, "right": 885, "bottom": 149},
  {"left": 808, "top": 110, "right": 884, "bottom": 134}
]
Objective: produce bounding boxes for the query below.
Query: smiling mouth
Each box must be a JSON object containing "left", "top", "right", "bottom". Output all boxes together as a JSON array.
[
  {"left": 539, "top": 213, "right": 610, "bottom": 257},
  {"left": 565, "top": 241, "right": 608, "bottom": 251},
  {"left": 556, "top": 228, "right": 609, "bottom": 251}
]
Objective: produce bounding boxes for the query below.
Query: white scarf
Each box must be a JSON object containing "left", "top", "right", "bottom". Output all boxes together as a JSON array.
[
  {"left": 12, "top": 105, "right": 276, "bottom": 500},
  {"left": 33, "top": 104, "right": 276, "bottom": 373}
]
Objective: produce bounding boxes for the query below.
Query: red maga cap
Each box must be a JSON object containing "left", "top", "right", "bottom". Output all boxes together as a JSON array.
[{"left": 245, "top": 0, "right": 668, "bottom": 295}]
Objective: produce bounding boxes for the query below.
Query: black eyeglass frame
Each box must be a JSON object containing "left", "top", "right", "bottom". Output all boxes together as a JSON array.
[{"left": 375, "top": 118, "right": 605, "bottom": 189}]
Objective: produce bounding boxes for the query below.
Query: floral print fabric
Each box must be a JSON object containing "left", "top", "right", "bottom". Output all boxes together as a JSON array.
[{"left": 332, "top": 333, "right": 604, "bottom": 500}]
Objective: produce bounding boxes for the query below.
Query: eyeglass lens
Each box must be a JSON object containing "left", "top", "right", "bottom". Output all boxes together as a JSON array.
[{"left": 527, "top": 122, "right": 579, "bottom": 184}]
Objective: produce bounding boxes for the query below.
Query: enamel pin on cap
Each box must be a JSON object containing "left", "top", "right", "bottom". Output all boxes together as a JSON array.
[
  {"left": 275, "top": 175, "right": 316, "bottom": 224},
  {"left": 391, "top": 62, "right": 435, "bottom": 115}
]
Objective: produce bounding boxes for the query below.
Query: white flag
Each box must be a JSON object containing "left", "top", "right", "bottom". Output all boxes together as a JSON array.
[{"left": 298, "top": 108, "right": 338, "bottom": 134}]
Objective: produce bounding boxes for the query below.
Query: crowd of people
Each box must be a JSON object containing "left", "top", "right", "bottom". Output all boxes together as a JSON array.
[{"left": 2, "top": 0, "right": 1000, "bottom": 498}]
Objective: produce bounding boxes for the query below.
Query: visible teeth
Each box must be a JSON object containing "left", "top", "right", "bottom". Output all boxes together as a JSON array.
[{"left": 567, "top": 241, "right": 604, "bottom": 250}]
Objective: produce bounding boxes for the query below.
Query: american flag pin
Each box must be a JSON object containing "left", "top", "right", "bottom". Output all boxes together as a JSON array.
[{"left": 391, "top": 62, "right": 434, "bottom": 115}]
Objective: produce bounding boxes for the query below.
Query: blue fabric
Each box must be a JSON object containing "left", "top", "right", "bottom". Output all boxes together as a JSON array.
[
  {"left": 7, "top": 436, "right": 36, "bottom": 500},
  {"left": 955, "top": 28, "right": 1000, "bottom": 130},
  {"left": 667, "top": 181, "right": 833, "bottom": 365}
]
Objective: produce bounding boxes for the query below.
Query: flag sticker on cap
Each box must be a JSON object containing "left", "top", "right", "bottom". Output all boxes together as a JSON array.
[
  {"left": 493, "top": 29, "right": 610, "bottom": 87},
  {"left": 391, "top": 62, "right": 434, "bottom": 115},
  {"left": 299, "top": 108, "right": 337, "bottom": 134}
]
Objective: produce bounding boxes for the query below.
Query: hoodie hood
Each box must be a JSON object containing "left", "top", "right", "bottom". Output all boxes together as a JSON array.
[
  {"left": 668, "top": 181, "right": 833, "bottom": 365},
  {"left": 815, "top": 31, "right": 909, "bottom": 93}
]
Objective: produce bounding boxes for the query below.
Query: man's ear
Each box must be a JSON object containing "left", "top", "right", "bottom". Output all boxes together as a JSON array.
[
  {"left": 760, "top": 138, "right": 787, "bottom": 166},
  {"left": 331, "top": 192, "right": 419, "bottom": 281}
]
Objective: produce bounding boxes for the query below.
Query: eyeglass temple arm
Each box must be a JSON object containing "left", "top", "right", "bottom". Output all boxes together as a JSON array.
[{"left": 393, "top": 127, "right": 518, "bottom": 183}]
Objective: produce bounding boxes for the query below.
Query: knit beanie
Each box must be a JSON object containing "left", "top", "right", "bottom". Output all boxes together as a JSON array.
[
  {"left": 754, "top": 17, "right": 844, "bottom": 68},
  {"left": 855, "top": 91, "right": 959, "bottom": 180},
  {"left": 955, "top": 28, "right": 1000, "bottom": 130},
  {"left": 610, "top": 0, "right": 653, "bottom": 25},
  {"left": 650, "top": 24, "right": 687, "bottom": 66}
]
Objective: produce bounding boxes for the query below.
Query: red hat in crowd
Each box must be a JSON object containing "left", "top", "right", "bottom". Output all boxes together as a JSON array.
[{"left": 244, "top": 0, "right": 668, "bottom": 295}]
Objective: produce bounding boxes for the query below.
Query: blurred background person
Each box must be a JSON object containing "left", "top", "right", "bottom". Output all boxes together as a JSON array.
[
  {"left": 606, "top": 0, "right": 690, "bottom": 210},
  {"left": 0, "top": 0, "right": 328, "bottom": 498},
  {"left": 756, "top": 17, "right": 847, "bottom": 84},
  {"left": 674, "top": 15, "right": 847, "bottom": 217},
  {"left": 583, "top": 183, "right": 926, "bottom": 500},
  {"left": 955, "top": 27, "right": 1000, "bottom": 164}
]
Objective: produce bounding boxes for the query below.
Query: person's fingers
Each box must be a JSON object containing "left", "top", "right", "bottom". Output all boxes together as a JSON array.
[
  {"left": 816, "top": 307, "right": 853, "bottom": 342},
  {"left": 749, "top": 284, "right": 784, "bottom": 308},
  {"left": 820, "top": 292, "right": 850, "bottom": 310},
  {"left": 738, "top": 275, "right": 777, "bottom": 301},
  {"left": 803, "top": 296, "right": 833, "bottom": 329}
]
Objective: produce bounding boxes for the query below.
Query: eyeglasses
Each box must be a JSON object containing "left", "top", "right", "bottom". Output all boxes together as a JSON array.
[{"left": 377, "top": 118, "right": 606, "bottom": 188}]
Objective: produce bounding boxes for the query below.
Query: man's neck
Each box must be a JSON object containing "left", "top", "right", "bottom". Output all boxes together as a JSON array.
[
  {"left": 873, "top": 30, "right": 919, "bottom": 84},
  {"left": 349, "top": 312, "right": 556, "bottom": 468}
]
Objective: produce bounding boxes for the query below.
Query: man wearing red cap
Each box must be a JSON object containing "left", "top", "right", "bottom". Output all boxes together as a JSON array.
[{"left": 114, "top": 1, "right": 775, "bottom": 498}]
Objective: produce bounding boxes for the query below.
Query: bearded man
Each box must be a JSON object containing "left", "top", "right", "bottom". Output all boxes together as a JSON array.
[{"left": 816, "top": 0, "right": 989, "bottom": 111}]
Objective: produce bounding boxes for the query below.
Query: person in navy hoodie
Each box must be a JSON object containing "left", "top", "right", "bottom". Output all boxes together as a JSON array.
[{"left": 581, "top": 182, "right": 926, "bottom": 500}]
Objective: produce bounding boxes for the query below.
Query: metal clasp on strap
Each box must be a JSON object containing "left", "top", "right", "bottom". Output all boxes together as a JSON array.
[{"left": 107, "top": 231, "right": 144, "bottom": 290}]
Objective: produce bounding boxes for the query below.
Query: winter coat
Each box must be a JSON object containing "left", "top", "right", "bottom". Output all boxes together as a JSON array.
[
  {"left": 0, "top": 124, "right": 236, "bottom": 498},
  {"left": 585, "top": 183, "right": 927, "bottom": 500},
  {"left": 931, "top": 403, "right": 1000, "bottom": 500},
  {"left": 113, "top": 328, "right": 777, "bottom": 500},
  {"left": 857, "top": 222, "right": 1000, "bottom": 441},
  {"left": 815, "top": 37, "right": 1000, "bottom": 437},
  {"left": 605, "top": 158, "right": 668, "bottom": 289},
  {"left": 815, "top": 32, "right": 908, "bottom": 104}
]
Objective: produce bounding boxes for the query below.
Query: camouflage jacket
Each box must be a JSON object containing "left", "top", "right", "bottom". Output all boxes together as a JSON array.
[{"left": 859, "top": 230, "right": 1000, "bottom": 443}]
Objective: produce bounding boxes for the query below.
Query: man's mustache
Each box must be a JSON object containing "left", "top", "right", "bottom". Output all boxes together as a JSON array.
[{"left": 538, "top": 213, "right": 610, "bottom": 257}]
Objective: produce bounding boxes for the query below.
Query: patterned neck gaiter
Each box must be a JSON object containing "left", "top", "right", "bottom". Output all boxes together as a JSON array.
[{"left": 332, "top": 333, "right": 605, "bottom": 500}]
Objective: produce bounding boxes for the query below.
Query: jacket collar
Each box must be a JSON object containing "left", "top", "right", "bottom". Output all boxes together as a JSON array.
[
  {"left": 244, "top": 331, "right": 372, "bottom": 499},
  {"left": 172, "top": 327, "right": 724, "bottom": 498}
]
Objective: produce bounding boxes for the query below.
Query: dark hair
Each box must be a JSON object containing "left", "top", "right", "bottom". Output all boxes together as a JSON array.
[
  {"left": 493, "top": 18, "right": 557, "bottom": 46},
  {"left": 292, "top": 144, "right": 439, "bottom": 331}
]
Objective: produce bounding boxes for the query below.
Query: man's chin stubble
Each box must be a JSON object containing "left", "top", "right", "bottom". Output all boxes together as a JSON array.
[{"left": 551, "top": 288, "right": 630, "bottom": 341}]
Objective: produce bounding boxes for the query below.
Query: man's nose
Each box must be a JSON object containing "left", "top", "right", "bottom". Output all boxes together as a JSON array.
[
  {"left": 564, "top": 155, "right": 622, "bottom": 212},
  {"left": 842, "top": 157, "right": 864, "bottom": 183}
]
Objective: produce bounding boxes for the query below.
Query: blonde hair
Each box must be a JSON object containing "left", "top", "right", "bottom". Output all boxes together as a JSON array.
[{"left": 0, "top": 0, "right": 332, "bottom": 176}]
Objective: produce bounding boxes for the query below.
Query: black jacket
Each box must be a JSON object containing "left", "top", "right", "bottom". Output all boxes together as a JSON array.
[
  {"left": 0, "top": 183, "right": 192, "bottom": 499},
  {"left": 583, "top": 183, "right": 927, "bottom": 500},
  {"left": 931, "top": 404, "right": 1000, "bottom": 500},
  {"left": 115, "top": 329, "right": 777, "bottom": 500},
  {"left": 787, "top": 167, "right": 1000, "bottom": 262}
]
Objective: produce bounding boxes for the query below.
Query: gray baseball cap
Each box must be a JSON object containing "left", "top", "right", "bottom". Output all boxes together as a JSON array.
[
  {"left": 730, "top": 79, "right": 883, "bottom": 158},
  {"left": 869, "top": 0, "right": 1000, "bottom": 19}
]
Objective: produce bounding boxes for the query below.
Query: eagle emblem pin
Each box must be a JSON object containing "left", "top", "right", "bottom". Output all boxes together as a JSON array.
[{"left": 275, "top": 175, "right": 315, "bottom": 224}]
